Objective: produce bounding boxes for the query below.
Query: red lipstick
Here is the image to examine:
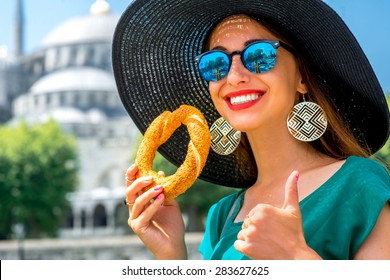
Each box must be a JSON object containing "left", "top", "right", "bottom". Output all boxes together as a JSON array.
[{"left": 224, "top": 89, "right": 266, "bottom": 111}]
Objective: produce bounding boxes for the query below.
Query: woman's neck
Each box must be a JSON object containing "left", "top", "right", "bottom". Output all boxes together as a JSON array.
[{"left": 246, "top": 127, "right": 328, "bottom": 186}]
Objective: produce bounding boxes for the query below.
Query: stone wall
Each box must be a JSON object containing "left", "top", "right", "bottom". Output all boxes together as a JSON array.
[{"left": 0, "top": 233, "right": 203, "bottom": 260}]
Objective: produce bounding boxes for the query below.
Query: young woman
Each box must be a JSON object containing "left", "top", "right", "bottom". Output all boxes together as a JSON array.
[{"left": 112, "top": 0, "right": 390, "bottom": 260}]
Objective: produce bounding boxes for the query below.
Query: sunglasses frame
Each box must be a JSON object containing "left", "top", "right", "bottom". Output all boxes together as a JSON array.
[{"left": 196, "top": 40, "right": 295, "bottom": 82}]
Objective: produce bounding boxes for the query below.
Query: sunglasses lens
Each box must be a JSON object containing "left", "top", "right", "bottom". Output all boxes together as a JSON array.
[
  {"left": 198, "top": 51, "right": 230, "bottom": 82},
  {"left": 242, "top": 42, "right": 277, "bottom": 74}
]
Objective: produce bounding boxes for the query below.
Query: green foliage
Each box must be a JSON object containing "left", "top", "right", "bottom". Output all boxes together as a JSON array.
[
  {"left": 373, "top": 94, "right": 390, "bottom": 169},
  {"left": 374, "top": 140, "right": 390, "bottom": 168},
  {"left": 0, "top": 120, "right": 79, "bottom": 239}
]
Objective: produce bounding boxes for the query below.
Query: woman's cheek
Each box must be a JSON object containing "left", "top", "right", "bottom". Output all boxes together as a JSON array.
[{"left": 208, "top": 83, "right": 224, "bottom": 107}]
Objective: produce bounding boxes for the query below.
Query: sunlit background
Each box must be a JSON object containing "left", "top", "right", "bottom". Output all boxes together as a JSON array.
[{"left": 0, "top": 0, "right": 389, "bottom": 260}]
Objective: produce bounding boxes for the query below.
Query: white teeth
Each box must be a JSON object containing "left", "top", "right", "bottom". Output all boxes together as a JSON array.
[{"left": 230, "top": 94, "right": 259, "bottom": 105}]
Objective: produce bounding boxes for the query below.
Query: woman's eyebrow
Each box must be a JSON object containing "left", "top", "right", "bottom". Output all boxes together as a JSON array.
[{"left": 210, "top": 45, "right": 227, "bottom": 51}]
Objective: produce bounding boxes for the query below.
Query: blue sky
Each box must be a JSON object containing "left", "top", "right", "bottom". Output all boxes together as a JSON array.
[
  {"left": 0, "top": 0, "right": 389, "bottom": 93},
  {"left": 0, "top": 0, "right": 130, "bottom": 52}
]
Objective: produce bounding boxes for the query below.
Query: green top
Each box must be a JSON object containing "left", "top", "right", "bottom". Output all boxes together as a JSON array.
[{"left": 199, "top": 156, "right": 390, "bottom": 260}]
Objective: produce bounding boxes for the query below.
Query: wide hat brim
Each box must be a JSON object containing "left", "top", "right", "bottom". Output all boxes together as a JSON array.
[{"left": 112, "top": 0, "right": 390, "bottom": 188}]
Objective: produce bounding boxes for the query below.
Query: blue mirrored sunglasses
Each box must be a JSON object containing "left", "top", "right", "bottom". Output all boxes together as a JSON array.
[{"left": 196, "top": 40, "right": 295, "bottom": 82}]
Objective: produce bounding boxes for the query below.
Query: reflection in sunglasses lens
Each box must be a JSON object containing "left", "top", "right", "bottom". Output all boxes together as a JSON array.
[
  {"left": 198, "top": 42, "right": 277, "bottom": 82},
  {"left": 199, "top": 52, "right": 230, "bottom": 81},
  {"left": 243, "top": 43, "right": 276, "bottom": 74}
]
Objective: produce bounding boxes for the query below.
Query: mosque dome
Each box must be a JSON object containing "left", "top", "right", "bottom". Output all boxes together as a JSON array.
[
  {"left": 30, "top": 67, "right": 116, "bottom": 93},
  {"left": 42, "top": 1, "right": 119, "bottom": 47}
]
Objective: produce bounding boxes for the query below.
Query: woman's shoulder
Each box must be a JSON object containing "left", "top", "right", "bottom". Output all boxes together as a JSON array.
[
  {"left": 346, "top": 156, "right": 388, "bottom": 172},
  {"left": 302, "top": 156, "right": 390, "bottom": 259},
  {"left": 338, "top": 156, "right": 390, "bottom": 197},
  {"left": 343, "top": 156, "right": 389, "bottom": 180},
  {"left": 303, "top": 156, "right": 390, "bottom": 205}
]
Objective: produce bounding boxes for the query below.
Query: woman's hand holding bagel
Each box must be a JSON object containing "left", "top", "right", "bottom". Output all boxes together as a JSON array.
[
  {"left": 125, "top": 164, "right": 187, "bottom": 260},
  {"left": 124, "top": 105, "right": 210, "bottom": 259}
]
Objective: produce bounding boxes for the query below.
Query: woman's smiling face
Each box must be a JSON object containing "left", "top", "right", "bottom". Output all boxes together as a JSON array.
[{"left": 207, "top": 14, "right": 307, "bottom": 133}]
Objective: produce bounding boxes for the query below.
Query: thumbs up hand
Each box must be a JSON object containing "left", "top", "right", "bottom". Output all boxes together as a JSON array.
[{"left": 234, "top": 170, "right": 321, "bottom": 259}]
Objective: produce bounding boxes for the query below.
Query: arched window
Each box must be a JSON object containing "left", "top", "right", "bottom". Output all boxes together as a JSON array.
[
  {"left": 114, "top": 202, "right": 134, "bottom": 234},
  {"left": 59, "top": 92, "right": 66, "bottom": 106},
  {"left": 73, "top": 92, "right": 80, "bottom": 105},
  {"left": 86, "top": 46, "right": 96, "bottom": 66},
  {"left": 93, "top": 204, "right": 107, "bottom": 227},
  {"left": 81, "top": 210, "right": 86, "bottom": 228}
]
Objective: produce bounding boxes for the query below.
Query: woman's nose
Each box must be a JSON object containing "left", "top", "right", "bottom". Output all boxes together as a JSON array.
[{"left": 226, "top": 54, "right": 251, "bottom": 85}]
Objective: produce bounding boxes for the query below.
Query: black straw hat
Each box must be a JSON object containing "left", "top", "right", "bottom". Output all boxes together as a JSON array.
[{"left": 112, "top": 0, "right": 390, "bottom": 188}]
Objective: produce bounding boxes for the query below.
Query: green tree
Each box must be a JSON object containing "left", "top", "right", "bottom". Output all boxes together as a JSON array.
[
  {"left": 0, "top": 120, "right": 79, "bottom": 239},
  {"left": 374, "top": 94, "right": 390, "bottom": 168}
]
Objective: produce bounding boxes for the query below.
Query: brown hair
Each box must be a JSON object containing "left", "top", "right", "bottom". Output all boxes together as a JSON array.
[{"left": 296, "top": 55, "right": 371, "bottom": 159}]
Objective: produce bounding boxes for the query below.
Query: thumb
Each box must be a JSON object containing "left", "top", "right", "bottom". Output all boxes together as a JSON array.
[{"left": 282, "top": 170, "right": 300, "bottom": 212}]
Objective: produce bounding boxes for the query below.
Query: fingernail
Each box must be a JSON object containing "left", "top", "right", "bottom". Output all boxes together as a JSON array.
[
  {"left": 126, "top": 164, "right": 136, "bottom": 172},
  {"left": 156, "top": 193, "right": 164, "bottom": 200},
  {"left": 295, "top": 174, "right": 299, "bottom": 182},
  {"left": 154, "top": 185, "right": 163, "bottom": 191},
  {"left": 144, "top": 176, "right": 153, "bottom": 181}
]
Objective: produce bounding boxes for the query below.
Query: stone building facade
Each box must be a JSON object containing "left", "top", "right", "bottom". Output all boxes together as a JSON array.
[{"left": 0, "top": 0, "right": 139, "bottom": 238}]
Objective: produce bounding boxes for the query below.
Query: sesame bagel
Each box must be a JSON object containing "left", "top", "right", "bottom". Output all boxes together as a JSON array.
[{"left": 135, "top": 105, "right": 211, "bottom": 200}]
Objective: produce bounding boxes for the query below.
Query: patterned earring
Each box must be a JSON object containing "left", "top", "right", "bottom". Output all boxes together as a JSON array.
[
  {"left": 287, "top": 94, "right": 328, "bottom": 142},
  {"left": 209, "top": 117, "right": 241, "bottom": 155}
]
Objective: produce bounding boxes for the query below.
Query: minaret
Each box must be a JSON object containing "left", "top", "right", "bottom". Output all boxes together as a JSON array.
[{"left": 14, "top": 0, "right": 25, "bottom": 58}]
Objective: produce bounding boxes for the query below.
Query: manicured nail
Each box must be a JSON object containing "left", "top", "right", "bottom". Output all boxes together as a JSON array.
[
  {"left": 295, "top": 174, "right": 299, "bottom": 182},
  {"left": 144, "top": 176, "right": 153, "bottom": 181},
  {"left": 156, "top": 193, "right": 164, "bottom": 200},
  {"left": 126, "top": 164, "right": 136, "bottom": 172},
  {"left": 154, "top": 185, "right": 163, "bottom": 191}
]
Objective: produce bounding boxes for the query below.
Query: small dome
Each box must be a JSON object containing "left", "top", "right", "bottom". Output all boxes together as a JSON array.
[
  {"left": 30, "top": 67, "right": 116, "bottom": 93},
  {"left": 42, "top": 13, "right": 119, "bottom": 47}
]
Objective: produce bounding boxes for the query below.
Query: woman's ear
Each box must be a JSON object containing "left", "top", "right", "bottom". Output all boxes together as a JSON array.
[{"left": 296, "top": 76, "right": 307, "bottom": 94}]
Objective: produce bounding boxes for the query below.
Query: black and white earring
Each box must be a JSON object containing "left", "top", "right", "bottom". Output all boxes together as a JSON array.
[
  {"left": 287, "top": 94, "right": 327, "bottom": 142},
  {"left": 209, "top": 117, "right": 241, "bottom": 155}
]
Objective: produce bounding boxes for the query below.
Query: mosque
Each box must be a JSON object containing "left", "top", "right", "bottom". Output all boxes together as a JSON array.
[{"left": 0, "top": 0, "right": 139, "bottom": 237}]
